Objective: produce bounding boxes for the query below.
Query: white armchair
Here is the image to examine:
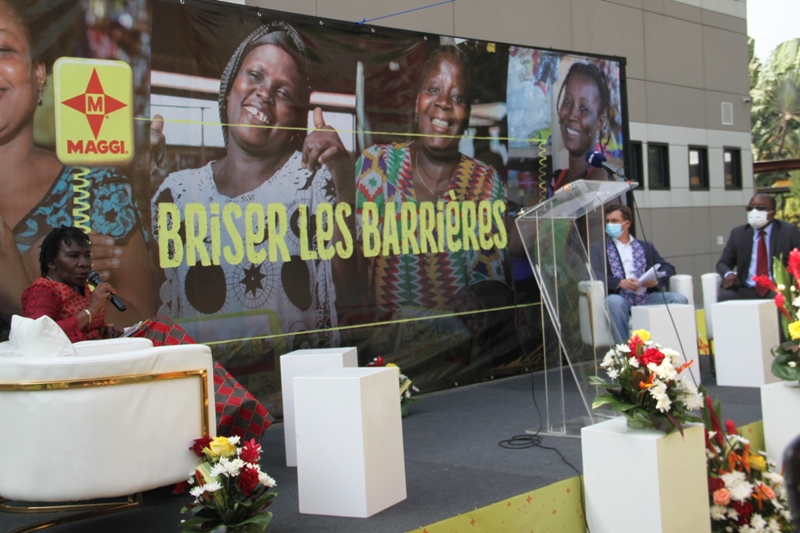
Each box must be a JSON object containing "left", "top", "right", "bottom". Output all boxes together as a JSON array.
[
  {"left": 579, "top": 274, "right": 695, "bottom": 347},
  {"left": 0, "top": 336, "right": 215, "bottom": 532}
]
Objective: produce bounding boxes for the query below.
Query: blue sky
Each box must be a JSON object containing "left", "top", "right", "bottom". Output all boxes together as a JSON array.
[{"left": 747, "top": 0, "right": 800, "bottom": 61}]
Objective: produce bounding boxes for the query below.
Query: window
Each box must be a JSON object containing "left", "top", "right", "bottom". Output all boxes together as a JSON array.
[
  {"left": 647, "top": 143, "right": 670, "bottom": 190},
  {"left": 689, "top": 146, "right": 709, "bottom": 190},
  {"left": 628, "top": 142, "right": 644, "bottom": 185},
  {"left": 724, "top": 148, "right": 742, "bottom": 190}
]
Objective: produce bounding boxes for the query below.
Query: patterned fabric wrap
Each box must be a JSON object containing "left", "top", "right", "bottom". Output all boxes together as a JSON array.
[
  {"left": 605, "top": 236, "right": 649, "bottom": 306},
  {"left": 14, "top": 166, "right": 142, "bottom": 254},
  {"left": 134, "top": 316, "right": 274, "bottom": 442},
  {"left": 354, "top": 142, "right": 508, "bottom": 313}
]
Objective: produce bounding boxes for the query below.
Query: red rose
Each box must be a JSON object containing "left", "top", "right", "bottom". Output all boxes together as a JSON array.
[
  {"left": 641, "top": 348, "right": 665, "bottom": 367},
  {"left": 240, "top": 439, "right": 261, "bottom": 464},
  {"left": 789, "top": 249, "right": 800, "bottom": 280},
  {"left": 733, "top": 500, "right": 754, "bottom": 525},
  {"left": 238, "top": 464, "right": 260, "bottom": 496},
  {"left": 725, "top": 419, "right": 738, "bottom": 436},
  {"left": 708, "top": 477, "right": 725, "bottom": 492},
  {"left": 189, "top": 436, "right": 213, "bottom": 457}
]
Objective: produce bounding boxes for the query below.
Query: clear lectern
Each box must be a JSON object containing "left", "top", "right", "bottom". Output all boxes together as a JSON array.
[{"left": 515, "top": 179, "right": 638, "bottom": 437}]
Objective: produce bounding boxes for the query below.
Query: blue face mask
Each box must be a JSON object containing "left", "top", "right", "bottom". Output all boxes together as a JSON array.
[{"left": 605, "top": 223, "right": 624, "bottom": 239}]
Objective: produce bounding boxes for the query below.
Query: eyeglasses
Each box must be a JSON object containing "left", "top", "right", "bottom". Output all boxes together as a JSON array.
[{"left": 746, "top": 205, "right": 773, "bottom": 212}]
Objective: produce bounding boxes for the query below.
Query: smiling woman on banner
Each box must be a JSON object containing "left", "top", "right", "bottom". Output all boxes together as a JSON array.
[
  {"left": 0, "top": 0, "right": 157, "bottom": 340},
  {"left": 21, "top": 225, "right": 273, "bottom": 442},
  {"left": 152, "top": 21, "right": 354, "bottom": 345},
  {"left": 547, "top": 61, "right": 612, "bottom": 197},
  {"left": 354, "top": 45, "right": 510, "bottom": 334}
]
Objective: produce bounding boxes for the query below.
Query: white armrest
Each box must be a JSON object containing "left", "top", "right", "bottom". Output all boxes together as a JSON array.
[
  {"left": 701, "top": 272, "right": 722, "bottom": 340},
  {"left": 669, "top": 274, "right": 694, "bottom": 306},
  {"left": 73, "top": 337, "right": 153, "bottom": 356}
]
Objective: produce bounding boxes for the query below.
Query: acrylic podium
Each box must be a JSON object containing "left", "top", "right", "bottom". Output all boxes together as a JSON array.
[{"left": 515, "top": 179, "right": 637, "bottom": 437}]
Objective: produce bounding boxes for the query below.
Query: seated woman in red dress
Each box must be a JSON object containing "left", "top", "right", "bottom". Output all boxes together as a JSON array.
[{"left": 21, "top": 226, "right": 272, "bottom": 442}]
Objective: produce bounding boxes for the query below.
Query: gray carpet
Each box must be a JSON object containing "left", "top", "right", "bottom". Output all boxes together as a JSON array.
[{"left": 3, "top": 358, "right": 761, "bottom": 533}]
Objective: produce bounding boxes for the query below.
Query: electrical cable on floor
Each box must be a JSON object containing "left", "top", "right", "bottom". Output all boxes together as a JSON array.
[{"left": 499, "top": 288, "right": 591, "bottom": 533}]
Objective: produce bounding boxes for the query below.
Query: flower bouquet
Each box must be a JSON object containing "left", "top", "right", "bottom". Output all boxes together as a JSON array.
[
  {"left": 367, "top": 356, "right": 419, "bottom": 417},
  {"left": 589, "top": 329, "right": 704, "bottom": 434},
  {"left": 703, "top": 396, "right": 793, "bottom": 532},
  {"left": 180, "top": 436, "right": 277, "bottom": 533},
  {"left": 753, "top": 248, "right": 800, "bottom": 381}
]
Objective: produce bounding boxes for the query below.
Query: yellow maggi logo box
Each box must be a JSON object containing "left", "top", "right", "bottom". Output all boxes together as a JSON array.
[{"left": 54, "top": 58, "right": 134, "bottom": 165}]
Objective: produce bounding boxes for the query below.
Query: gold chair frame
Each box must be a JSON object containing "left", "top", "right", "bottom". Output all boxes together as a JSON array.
[{"left": 0, "top": 368, "right": 210, "bottom": 533}]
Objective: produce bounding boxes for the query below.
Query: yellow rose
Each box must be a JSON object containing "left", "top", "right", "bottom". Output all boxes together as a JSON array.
[
  {"left": 630, "top": 329, "right": 651, "bottom": 342},
  {"left": 788, "top": 321, "right": 800, "bottom": 340},
  {"left": 749, "top": 454, "right": 767, "bottom": 471},
  {"left": 205, "top": 436, "right": 236, "bottom": 459}
]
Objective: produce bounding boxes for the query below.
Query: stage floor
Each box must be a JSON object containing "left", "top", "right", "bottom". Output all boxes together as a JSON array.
[{"left": 3, "top": 358, "right": 762, "bottom": 533}]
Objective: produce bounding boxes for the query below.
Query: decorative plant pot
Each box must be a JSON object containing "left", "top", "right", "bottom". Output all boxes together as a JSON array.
[
  {"left": 761, "top": 380, "right": 800, "bottom": 472},
  {"left": 582, "top": 418, "right": 711, "bottom": 533}
]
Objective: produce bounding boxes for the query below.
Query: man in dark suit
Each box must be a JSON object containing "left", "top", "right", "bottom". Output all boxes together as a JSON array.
[
  {"left": 590, "top": 204, "right": 688, "bottom": 344},
  {"left": 717, "top": 193, "right": 800, "bottom": 301}
]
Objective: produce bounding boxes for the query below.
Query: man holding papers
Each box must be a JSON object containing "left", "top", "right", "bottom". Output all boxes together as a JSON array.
[{"left": 590, "top": 204, "right": 688, "bottom": 344}]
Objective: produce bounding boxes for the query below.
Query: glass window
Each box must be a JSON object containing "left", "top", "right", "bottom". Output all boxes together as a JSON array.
[
  {"left": 647, "top": 144, "right": 670, "bottom": 190},
  {"left": 689, "top": 146, "right": 709, "bottom": 190},
  {"left": 724, "top": 148, "right": 742, "bottom": 190},
  {"left": 629, "top": 142, "right": 643, "bottom": 185}
]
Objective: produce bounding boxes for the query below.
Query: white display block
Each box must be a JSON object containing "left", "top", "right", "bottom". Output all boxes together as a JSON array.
[
  {"left": 711, "top": 300, "right": 779, "bottom": 387},
  {"left": 295, "top": 367, "right": 407, "bottom": 518},
  {"left": 631, "top": 303, "right": 701, "bottom": 384},
  {"left": 761, "top": 381, "right": 800, "bottom": 472},
  {"left": 582, "top": 418, "right": 710, "bottom": 533},
  {"left": 280, "top": 347, "right": 357, "bottom": 467}
]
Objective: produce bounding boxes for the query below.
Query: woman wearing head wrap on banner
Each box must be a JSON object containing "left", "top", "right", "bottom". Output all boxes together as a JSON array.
[{"left": 152, "top": 21, "right": 353, "bottom": 345}]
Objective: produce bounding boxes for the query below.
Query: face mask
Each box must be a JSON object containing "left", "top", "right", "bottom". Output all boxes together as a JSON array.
[
  {"left": 747, "top": 209, "right": 771, "bottom": 230},
  {"left": 605, "top": 223, "right": 624, "bottom": 239}
]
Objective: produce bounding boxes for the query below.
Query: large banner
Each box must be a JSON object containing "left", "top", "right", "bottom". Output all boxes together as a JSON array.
[{"left": 0, "top": 0, "right": 626, "bottom": 414}]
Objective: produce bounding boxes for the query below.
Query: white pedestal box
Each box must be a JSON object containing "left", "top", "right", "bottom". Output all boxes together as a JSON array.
[
  {"left": 294, "top": 367, "right": 406, "bottom": 517},
  {"left": 711, "top": 300, "right": 779, "bottom": 387},
  {"left": 582, "top": 417, "right": 710, "bottom": 533},
  {"left": 761, "top": 381, "right": 800, "bottom": 472},
  {"left": 631, "top": 303, "right": 701, "bottom": 384},
  {"left": 280, "top": 347, "right": 357, "bottom": 467}
]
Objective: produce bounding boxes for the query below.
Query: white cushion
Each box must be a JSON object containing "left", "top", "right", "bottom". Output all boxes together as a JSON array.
[{"left": 9, "top": 315, "right": 77, "bottom": 357}]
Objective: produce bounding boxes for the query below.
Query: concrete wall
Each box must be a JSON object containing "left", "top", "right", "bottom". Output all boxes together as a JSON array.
[{"left": 244, "top": 0, "right": 754, "bottom": 305}]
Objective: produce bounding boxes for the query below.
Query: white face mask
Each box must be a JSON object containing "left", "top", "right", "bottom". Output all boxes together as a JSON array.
[{"left": 747, "top": 209, "right": 771, "bottom": 230}]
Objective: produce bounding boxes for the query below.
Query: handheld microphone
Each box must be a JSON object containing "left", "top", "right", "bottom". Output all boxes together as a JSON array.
[
  {"left": 87, "top": 271, "right": 127, "bottom": 312},
  {"left": 585, "top": 150, "right": 626, "bottom": 180}
]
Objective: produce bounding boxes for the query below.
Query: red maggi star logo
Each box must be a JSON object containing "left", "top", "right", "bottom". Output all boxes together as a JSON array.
[{"left": 61, "top": 69, "right": 127, "bottom": 139}]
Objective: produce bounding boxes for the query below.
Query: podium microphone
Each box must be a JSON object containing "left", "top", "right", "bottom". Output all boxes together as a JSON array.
[
  {"left": 585, "top": 151, "right": 626, "bottom": 180},
  {"left": 87, "top": 271, "right": 127, "bottom": 312}
]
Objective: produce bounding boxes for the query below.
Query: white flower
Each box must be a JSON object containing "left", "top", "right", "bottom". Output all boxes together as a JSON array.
[
  {"left": 606, "top": 368, "right": 619, "bottom": 380},
  {"left": 601, "top": 350, "right": 616, "bottom": 368},
  {"left": 710, "top": 505, "right": 727, "bottom": 520},
  {"left": 749, "top": 513, "right": 766, "bottom": 530},
  {"left": 628, "top": 356, "right": 640, "bottom": 369},
  {"left": 616, "top": 344, "right": 631, "bottom": 353},
  {"left": 762, "top": 471, "right": 784, "bottom": 486},
  {"left": 722, "top": 471, "right": 754, "bottom": 502},
  {"left": 778, "top": 284, "right": 787, "bottom": 291},
  {"left": 648, "top": 382, "right": 671, "bottom": 412},
  {"left": 727, "top": 507, "right": 739, "bottom": 520},
  {"left": 227, "top": 435, "right": 241, "bottom": 445},
  {"left": 781, "top": 509, "right": 792, "bottom": 521},
  {"left": 189, "top": 485, "right": 205, "bottom": 498},
  {"left": 204, "top": 481, "right": 223, "bottom": 493},
  {"left": 789, "top": 361, "right": 797, "bottom": 368},
  {"left": 224, "top": 458, "right": 245, "bottom": 477},
  {"left": 258, "top": 472, "right": 277, "bottom": 488},
  {"left": 767, "top": 518, "right": 781, "bottom": 531}
]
